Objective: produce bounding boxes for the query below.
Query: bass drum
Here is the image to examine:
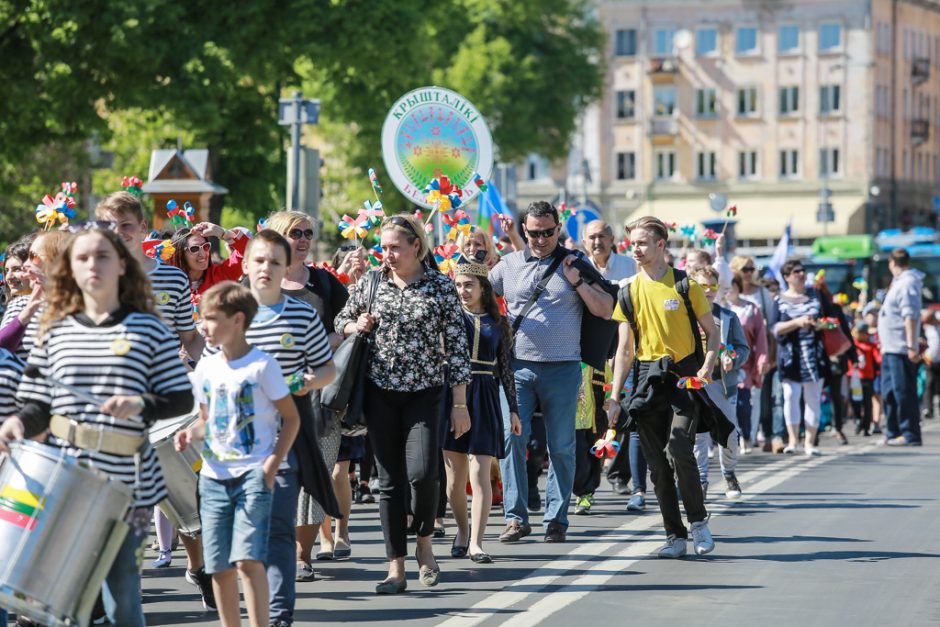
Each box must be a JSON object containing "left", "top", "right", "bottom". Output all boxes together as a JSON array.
[
  {"left": 0, "top": 441, "right": 132, "bottom": 627},
  {"left": 149, "top": 413, "right": 202, "bottom": 536}
]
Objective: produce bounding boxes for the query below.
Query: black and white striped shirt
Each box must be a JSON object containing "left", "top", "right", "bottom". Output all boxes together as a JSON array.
[
  {"left": 204, "top": 296, "right": 332, "bottom": 377},
  {"left": 149, "top": 261, "right": 196, "bottom": 335},
  {"left": 18, "top": 312, "right": 193, "bottom": 507},
  {"left": 0, "top": 348, "right": 24, "bottom": 420}
]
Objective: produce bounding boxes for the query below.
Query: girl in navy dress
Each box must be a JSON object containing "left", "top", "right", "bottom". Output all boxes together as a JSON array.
[{"left": 442, "top": 256, "right": 521, "bottom": 563}]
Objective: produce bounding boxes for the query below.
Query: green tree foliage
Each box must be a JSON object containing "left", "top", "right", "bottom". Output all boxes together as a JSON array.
[{"left": 0, "top": 0, "right": 603, "bottom": 248}]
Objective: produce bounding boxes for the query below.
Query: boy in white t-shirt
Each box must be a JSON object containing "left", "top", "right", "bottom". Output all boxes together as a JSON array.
[{"left": 176, "top": 281, "right": 299, "bottom": 627}]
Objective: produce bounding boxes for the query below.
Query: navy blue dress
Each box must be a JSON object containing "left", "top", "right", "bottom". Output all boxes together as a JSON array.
[{"left": 440, "top": 311, "right": 519, "bottom": 457}]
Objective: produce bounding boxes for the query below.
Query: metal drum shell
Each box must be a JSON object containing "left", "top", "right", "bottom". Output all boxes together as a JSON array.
[
  {"left": 0, "top": 441, "right": 133, "bottom": 626},
  {"left": 149, "top": 413, "right": 202, "bottom": 535}
]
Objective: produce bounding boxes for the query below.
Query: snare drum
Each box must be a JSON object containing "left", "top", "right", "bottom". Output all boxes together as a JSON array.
[
  {"left": 149, "top": 413, "right": 202, "bottom": 535},
  {"left": 0, "top": 441, "right": 133, "bottom": 627}
]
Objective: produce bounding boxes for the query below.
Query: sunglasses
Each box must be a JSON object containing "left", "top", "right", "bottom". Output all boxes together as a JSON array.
[
  {"left": 187, "top": 242, "right": 211, "bottom": 254},
  {"left": 789, "top": 268, "right": 806, "bottom": 275},
  {"left": 66, "top": 220, "right": 116, "bottom": 233},
  {"left": 700, "top": 282, "right": 720, "bottom": 290},
  {"left": 288, "top": 228, "right": 315, "bottom": 241},
  {"left": 525, "top": 226, "right": 558, "bottom": 240},
  {"left": 741, "top": 266, "right": 756, "bottom": 273}
]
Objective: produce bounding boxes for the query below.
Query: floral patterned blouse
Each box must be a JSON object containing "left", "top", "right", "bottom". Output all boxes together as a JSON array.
[{"left": 335, "top": 269, "right": 472, "bottom": 392}]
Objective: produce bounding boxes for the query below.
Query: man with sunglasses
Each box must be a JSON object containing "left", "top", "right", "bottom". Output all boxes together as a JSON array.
[{"left": 489, "top": 201, "right": 614, "bottom": 543}]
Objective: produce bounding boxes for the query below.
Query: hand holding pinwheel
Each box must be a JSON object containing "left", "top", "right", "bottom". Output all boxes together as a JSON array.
[{"left": 677, "top": 376, "right": 707, "bottom": 390}]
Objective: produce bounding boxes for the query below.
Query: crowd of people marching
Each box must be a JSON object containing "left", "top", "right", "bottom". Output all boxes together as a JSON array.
[{"left": 0, "top": 188, "right": 930, "bottom": 626}]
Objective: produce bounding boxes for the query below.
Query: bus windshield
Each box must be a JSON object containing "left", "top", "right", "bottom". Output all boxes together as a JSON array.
[{"left": 871, "top": 256, "right": 940, "bottom": 307}]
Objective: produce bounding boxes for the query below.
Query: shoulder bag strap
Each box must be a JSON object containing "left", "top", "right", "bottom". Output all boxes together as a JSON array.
[
  {"left": 674, "top": 268, "right": 705, "bottom": 366},
  {"left": 511, "top": 251, "right": 567, "bottom": 335}
]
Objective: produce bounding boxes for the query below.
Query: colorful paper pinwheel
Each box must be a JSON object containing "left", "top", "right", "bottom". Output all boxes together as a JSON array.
[
  {"left": 665, "top": 221, "right": 678, "bottom": 233},
  {"left": 122, "top": 175, "right": 143, "bottom": 197},
  {"left": 424, "top": 175, "right": 463, "bottom": 212},
  {"left": 368, "top": 168, "right": 383, "bottom": 196},
  {"left": 590, "top": 429, "right": 621, "bottom": 459},
  {"left": 368, "top": 245, "right": 384, "bottom": 267},
  {"left": 443, "top": 210, "right": 472, "bottom": 241},
  {"left": 817, "top": 317, "right": 840, "bottom": 330},
  {"left": 434, "top": 242, "right": 460, "bottom": 274},
  {"left": 166, "top": 199, "right": 195, "bottom": 227},
  {"left": 719, "top": 343, "right": 737, "bottom": 360},
  {"left": 142, "top": 238, "right": 176, "bottom": 261},
  {"left": 616, "top": 237, "right": 632, "bottom": 254},
  {"left": 814, "top": 269, "right": 826, "bottom": 286},
  {"left": 701, "top": 228, "right": 719, "bottom": 246},
  {"left": 680, "top": 224, "right": 697, "bottom": 241},
  {"left": 35, "top": 187, "right": 77, "bottom": 229},
  {"left": 338, "top": 214, "right": 369, "bottom": 241},
  {"left": 726, "top": 204, "right": 738, "bottom": 218},
  {"left": 677, "top": 376, "right": 707, "bottom": 390},
  {"left": 852, "top": 277, "right": 868, "bottom": 291},
  {"left": 360, "top": 200, "right": 385, "bottom": 228},
  {"left": 834, "top": 293, "right": 850, "bottom": 306},
  {"left": 256, "top": 217, "right": 269, "bottom": 232},
  {"left": 558, "top": 202, "right": 577, "bottom": 222},
  {"left": 472, "top": 172, "right": 488, "bottom": 192}
]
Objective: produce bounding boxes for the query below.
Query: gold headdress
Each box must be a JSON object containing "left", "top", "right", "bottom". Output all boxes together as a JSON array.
[{"left": 453, "top": 254, "right": 489, "bottom": 279}]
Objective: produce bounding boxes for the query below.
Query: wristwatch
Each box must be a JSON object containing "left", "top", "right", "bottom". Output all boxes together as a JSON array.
[{"left": 572, "top": 277, "right": 584, "bottom": 288}]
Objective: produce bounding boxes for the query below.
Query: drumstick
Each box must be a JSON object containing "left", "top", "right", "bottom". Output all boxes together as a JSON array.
[{"left": 24, "top": 365, "right": 144, "bottom": 426}]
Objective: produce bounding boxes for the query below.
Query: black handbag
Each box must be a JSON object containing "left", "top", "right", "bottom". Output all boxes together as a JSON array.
[{"left": 321, "top": 271, "right": 381, "bottom": 436}]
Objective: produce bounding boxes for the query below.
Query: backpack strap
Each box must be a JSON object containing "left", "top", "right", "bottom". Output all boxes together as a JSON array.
[
  {"left": 511, "top": 250, "right": 567, "bottom": 336},
  {"left": 673, "top": 268, "right": 705, "bottom": 367},
  {"left": 616, "top": 277, "right": 641, "bottom": 395}
]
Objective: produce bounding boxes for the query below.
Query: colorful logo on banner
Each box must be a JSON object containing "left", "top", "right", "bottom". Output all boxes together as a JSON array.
[
  {"left": 0, "top": 485, "right": 45, "bottom": 530},
  {"left": 381, "top": 86, "right": 494, "bottom": 209}
]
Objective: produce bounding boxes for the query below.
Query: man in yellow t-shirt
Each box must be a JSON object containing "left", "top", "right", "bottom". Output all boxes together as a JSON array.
[{"left": 606, "top": 216, "right": 721, "bottom": 560}]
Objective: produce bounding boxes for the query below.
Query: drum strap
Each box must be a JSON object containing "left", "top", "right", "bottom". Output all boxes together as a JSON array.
[{"left": 49, "top": 415, "right": 147, "bottom": 457}]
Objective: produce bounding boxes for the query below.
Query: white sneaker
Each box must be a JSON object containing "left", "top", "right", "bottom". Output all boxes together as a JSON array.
[
  {"left": 656, "top": 535, "right": 688, "bottom": 558},
  {"left": 804, "top": 446, "right": 822, "bottom": 457},
  {"left": 691, "top": 520, "right": 715, "bottom": 555},
  {"left": 783, "top": 444, "right": 797, "bottom": 454}
]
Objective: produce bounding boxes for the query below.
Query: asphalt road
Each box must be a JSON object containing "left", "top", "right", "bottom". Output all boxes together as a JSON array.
[{"left": 125, "top": 422, "right": 940, "bottom": 626}]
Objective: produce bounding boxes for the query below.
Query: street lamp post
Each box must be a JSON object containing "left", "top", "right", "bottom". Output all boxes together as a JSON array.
[{"left": 278, "top": 91, "right": 320, "bottom": 211}]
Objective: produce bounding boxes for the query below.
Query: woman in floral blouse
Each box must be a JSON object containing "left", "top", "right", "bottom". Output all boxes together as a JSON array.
[{"left": 335, "top": 213, "right": 471, "bottom": 594}]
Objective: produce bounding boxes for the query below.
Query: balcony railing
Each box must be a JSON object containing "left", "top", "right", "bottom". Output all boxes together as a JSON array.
[
  {"left": 912, "top": 57, "right": 930, "bottom": 85},
  {"left": 649, "top": 118, "right": 679, "bottom": 140},
  {"left": 648, "top": 57, "right": 679, "bottom": 82},
  {"left": 912, "top": 118, "right": 929, "bottom": 145}
]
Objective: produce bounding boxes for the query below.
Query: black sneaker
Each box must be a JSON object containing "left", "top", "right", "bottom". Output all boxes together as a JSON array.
[
  {"left": 527, "top": 489, "right": 542, "bottom": 513},
  {"left": 724, "top": 473, "right": 742, "bottom": 499},
  {"left": 357, "top": 483, "right": 375, "bottom": 504},
  {"left": 544, "top": 521, "right": 567, "bottom": 543},
  {"left": 609, "top": 478, "right": 631, "bottom": 495},
  {"left": 190, "top": 567, "right": 217, "bottom": 611}
]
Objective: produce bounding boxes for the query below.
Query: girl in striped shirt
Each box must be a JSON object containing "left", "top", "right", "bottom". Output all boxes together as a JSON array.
[{"left": 0, "top": 227, "right": 194, "bottom": 627}]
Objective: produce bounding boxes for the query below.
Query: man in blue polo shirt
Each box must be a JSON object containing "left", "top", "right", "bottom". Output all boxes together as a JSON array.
[{"left": 490, "top": 201, "right": 614, "bottom": 543}]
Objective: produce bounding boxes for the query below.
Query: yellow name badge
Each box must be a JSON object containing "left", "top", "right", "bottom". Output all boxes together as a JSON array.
[
  {"left": 156, "top": 292, "right": 171, "bottom": 306},
  {"left": 111, "top": 338, "right": 132, "bottom": 356},
  {"left": 280, "top": 333, "right": 295, "bottom": 349}
]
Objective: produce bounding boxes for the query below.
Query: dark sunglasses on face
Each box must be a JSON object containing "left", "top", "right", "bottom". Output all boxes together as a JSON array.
[
  {"left": 525, "top": 226, "right": 558, "bottom": 240},
  {"left": 789, "top": 268, "right": 806, "bottom": 275},
  {"left": 288, "top": 228, "right": 315, "bottom": 240},
  {"left": 187, "top": 242, "right": 211, "bottom": 254},
  {"left": 741, "top": 266, "right": 756, "bottom": 273}
]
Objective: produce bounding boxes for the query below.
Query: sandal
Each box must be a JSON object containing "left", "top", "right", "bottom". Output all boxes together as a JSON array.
[
  {"left": 469, "top": 552, "right": 493, "bottom": 564},
  {"left": 295, "top": 561, "right": 316, "bottom": 582}
]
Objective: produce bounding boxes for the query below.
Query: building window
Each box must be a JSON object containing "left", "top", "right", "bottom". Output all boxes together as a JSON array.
[
  {"left": 697, "top": 151, "right": 717, "bottom": 179},
  {"left": 778, "top": 25, "right": 800, "bottom": 53},
  {"left": 779, "top": 86, "right": 800, "bottom": 115},
  {"left": 737, "top": 86, "right": 759, "bottom": 116},
  {"left": 779, "top": 149, "right": 799, "bottom": 178},
  {"left": 616, "top": 152, "right": 636, "bottom": 180},
  {"left": 653, "top": 28, "right": 676, "bottom": 56},
  {"left": 655, "top": 151, "right": 676, "bottom": 180},
  {"left": 653, "top": 86, "right": 678, "bottom": 117},
  {"left": 820, "top": 84, "right": 842, "bottom": 114},
  {"left": 697, "top": 28, "right": 718, "bottom": 56},
  {"left": 738, "top": 150, "right": 758, "bottom": 179},
  {"left": 695, "top": 88, "right": 718, "bottom": 117},
  {"left": 819, "top": 23, "right": 842, "bottom": 52},
  {"left": 615, "top": 29, "right": 638, "bottom": 56},
  {"left": 616, "top": 90, "right": 636, "bottom": 119},
  {"left": 819, "top": 148, "right": 841, "bottom": 177},
  {"left": 526, "top": 154, "right": 549, "bottom": 181},
  {"left": 736, "top": 26, "right": 759, "bottom": 55}
]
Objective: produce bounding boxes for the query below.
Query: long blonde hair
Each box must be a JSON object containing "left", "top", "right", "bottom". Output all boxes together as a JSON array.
[
  {"left": 38, "top": 230, "right": 155, "bottom": 341},
  {"left": 457, "top": 226, "right": 497, "bottom": 266}
]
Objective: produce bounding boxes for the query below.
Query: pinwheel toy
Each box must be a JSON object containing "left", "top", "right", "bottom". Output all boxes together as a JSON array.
[
  {"left": 360, "top": 200, "right": 385, "bottom": 228},
  {"left": 558, "top": 202, "right": 577, "bottom": 222},
  {"left": 818, "top": 317, "right": 840, "bottom": 330},
  {"left": 256, "top": 217, "right": 269, "bottom": 232},
  {"left": 142, "top": 238, "right": 176, "bottom": 261},
  {"left": 35, "top": 187, "right": 77, "bottom": 230},
  {"left": 122, "top": 175, "right": 143, "bottom": 197},
  {"left": 852, "top": 277, "right": 868, "bottom": 291},
  {"left": 443, "top": 210, "right": 472, "bottom": 241},
  {"left": 472, "top": 172, "right": 488, "bottom": 192},
  {"left": 368, "top": 245, "right": 384, "bottom": 267},
  {"left": 726, "top": 204, "right": 738, "bottom": 218},
  {"left": 616, "top": 237, "right": 632, "bottom": 254},
  {"left": 677, "top": 376, "right": 707, "bottom": 390},
  {"left": 434, "top": 242, "right": 460, "bottom": 275},
  {"left": 61, "top": 181, "right": 78, "bottom": 202},
  {"left": 602, "top": 382, "right": 614, "bottom": 399},
  {"left": 368, "top": 168, "right": 383, "bottom": 196},
  {"left": 814, "top": 269, "right": 826, "bottom": 286},
  {"left": 680, "top": 224, "right": 697, "bottom": 242},
  {"left": 701, "top": 228, "right": 719, "bottom": 246},
  {"left": 286, "top": 371, "right": 305, "bottom": 394},
  {"left": 590, "top": 429, "right": 621, "bottom": 459},
  {"left": 317, "top": 262, "right": 350, "bottom": 285},
  {"left": 834, "top": 293, "right": 850, "bottom": 306},
  {"left": 424, "top": 175, "right": 463, "bottom": 214},
  {"left": 719, "top": 343, "right": 737, "bottom": 360},
  {"left": 338, "top": 214, "right": 369, "bottom": 241},
  {"left": 665, "top": 221, "right": 678, "bottom": 234},
  {"left": 167, "top": 199, "right": 195, "bottom": 227}
]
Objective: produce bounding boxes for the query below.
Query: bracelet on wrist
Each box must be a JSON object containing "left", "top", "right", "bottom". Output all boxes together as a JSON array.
[{"left": 453, "top": 403, "right": 467, "bottom": 409}]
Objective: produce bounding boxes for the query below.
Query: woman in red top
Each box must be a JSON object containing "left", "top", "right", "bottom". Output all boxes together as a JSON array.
[{"left": 167, "top": 222, "right": 250, "bottom": 315}]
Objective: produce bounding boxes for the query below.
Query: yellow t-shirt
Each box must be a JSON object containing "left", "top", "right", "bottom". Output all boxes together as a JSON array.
[{"left": 613, "top": 269, "right": 711, "bottom": 362}]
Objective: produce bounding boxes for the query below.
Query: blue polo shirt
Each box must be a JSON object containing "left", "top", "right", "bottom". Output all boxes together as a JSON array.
[{"left": 490, "top": 247, "right": 582, "bottom": 363}]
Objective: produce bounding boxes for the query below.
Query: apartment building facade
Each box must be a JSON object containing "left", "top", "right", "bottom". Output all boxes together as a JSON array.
[{"left": 515, "top": 0, "right": 940, "bottom": 252}]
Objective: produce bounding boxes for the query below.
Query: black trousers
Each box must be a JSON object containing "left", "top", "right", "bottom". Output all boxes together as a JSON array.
[
  {"left": 759, "top": 368, "right": 782, "bottom": 440},
  {"left": 923, "top": 363, "right": 940, "bottom": 416},
  {"left": 364, "top": 381, "right": 442, "bottom": 559},
  {"left": 635, "top": 405, "right": 707, "bottom": 539},
  {"left": 824, "top": 368, "right": 846, "bottom": 433},
  {"left": 852, "top": 379, "right": 875, "bottom": 433}
]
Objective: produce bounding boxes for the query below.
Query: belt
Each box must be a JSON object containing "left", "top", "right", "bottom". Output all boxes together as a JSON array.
[{"left": 49, "top": 414, "right": 147, "bottom": 456}]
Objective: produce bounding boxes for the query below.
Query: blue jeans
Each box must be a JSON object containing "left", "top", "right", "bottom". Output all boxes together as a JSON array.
[
  {"left": 102, "top": 507, "right": 150, "bottom": 627},
  {"left": 501, "top": 359, "right": 580, "bottom": 528},
  {"left": 628, "top": 432, "right": 647, "bottom": 493},
  {"left": 268, "top": 459, "right": 300, "bottom": 624},
  {"left": 736, "top": 387, "right": 752, "bottom": 440},
  {"left": 881, "top": 353, "right": 922, "bottom": 442}
]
